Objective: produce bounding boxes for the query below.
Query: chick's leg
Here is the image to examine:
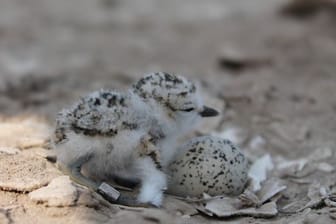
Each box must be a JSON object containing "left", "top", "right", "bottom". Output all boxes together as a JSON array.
[
  {"left": 135, "top": 134, "right": 167, "bottom": 206},
  {"left": 136, "top": 156, "right": 167, "bottom": 207},
  {"left": 58, "top": 154, "right": 149, "bottom": 207},
  {"left": 58, "top": 154, "right": 100, "bottom": 191},
  {"left": 58, "top": 154, "right": 122, "bottom": 202}
]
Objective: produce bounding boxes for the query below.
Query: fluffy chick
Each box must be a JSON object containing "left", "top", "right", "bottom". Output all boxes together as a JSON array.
[{"left": 53, "top": 72, "right": 218, "bottom": 206}]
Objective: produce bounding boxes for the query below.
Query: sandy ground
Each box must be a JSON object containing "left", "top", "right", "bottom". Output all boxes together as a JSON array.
[{"left": 1, "top": 0, "right": 336, "bottom": 223}]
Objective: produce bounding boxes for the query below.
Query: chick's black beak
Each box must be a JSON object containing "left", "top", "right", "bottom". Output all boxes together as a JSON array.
[{"left": 199, "top": 106, "right": 219, "bottom": 117}]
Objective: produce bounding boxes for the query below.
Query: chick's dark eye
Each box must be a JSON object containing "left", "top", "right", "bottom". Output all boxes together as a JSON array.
[{"left": 181, "top": 108, "right": 194, "bottom": 112}]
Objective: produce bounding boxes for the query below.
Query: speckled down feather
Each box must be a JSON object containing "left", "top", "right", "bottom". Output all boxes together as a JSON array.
[
  {"left": 54, "top": 90, "right": 147, "bottom": 143},
  {"left": 132, "top": 72, "right": 198, "bottom": 112},
  {"left": 53, "top": 72, "right": 211, "bottom": 206}
]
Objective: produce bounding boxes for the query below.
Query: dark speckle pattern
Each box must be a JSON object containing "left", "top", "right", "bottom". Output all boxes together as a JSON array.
[
  {"left": 54, "top": 89, "right": 139, "bottom": 143},
  {"left": 168, "top": 136, "right": 248, "bottom": 198},
  {"left": 131, "top": 72, "right": 197, "bottom": 112}
]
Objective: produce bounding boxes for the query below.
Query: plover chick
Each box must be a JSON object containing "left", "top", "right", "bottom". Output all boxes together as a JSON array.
[
  {"left": 167, "top": 136, "right": 248, "bottom": 197},
  {"left": 53, "top": 72, "right": 219, "bottom": 207}
]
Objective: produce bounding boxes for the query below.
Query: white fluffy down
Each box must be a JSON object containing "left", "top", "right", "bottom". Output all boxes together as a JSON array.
[{"left": 54, "top": 73, "right": 209, "bottom": 206}]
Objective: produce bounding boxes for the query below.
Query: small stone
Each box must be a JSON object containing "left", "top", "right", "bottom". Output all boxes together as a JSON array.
[
  {"left": 217, "top": 47, "right": 271, "bottom": 71},
  {"left": 29, "top": 176, "right": 78, "bottom": 207}
]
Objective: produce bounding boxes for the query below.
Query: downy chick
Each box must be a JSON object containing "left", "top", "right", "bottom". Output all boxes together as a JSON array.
[{"left": 53, "top": 72, "right": 218, "bottom": 206}]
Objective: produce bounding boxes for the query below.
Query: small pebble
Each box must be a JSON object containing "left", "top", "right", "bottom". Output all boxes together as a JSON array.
[{"left": 29, "top": 176, "right": 78, "bottom": 207}]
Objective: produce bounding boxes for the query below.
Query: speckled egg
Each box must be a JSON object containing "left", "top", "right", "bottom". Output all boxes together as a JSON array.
[{"left": 167, "top": 136, "right": 248, "bottom": 197}]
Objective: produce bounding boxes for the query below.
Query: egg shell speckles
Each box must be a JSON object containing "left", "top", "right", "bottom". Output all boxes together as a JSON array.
[{"left": 167, "top": 136, "right": 248, "bottom": 197}]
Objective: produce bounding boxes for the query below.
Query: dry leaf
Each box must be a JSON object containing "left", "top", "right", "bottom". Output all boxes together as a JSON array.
[
  {"left": 275, "top": 157, "right": 318, "bottom": 178},
  {"left": 239, "top": 179, "right": 286, "bottom": 207},
  {"left": 198, "top": 153, "right": 286, "bottom": 219},
  {"left": 239, "top": 190, "right": 260, "bottom": 207},
  {"left": 257, "top": 179, "right": 287, "bottom": 204},
  {"left": 315, "top": 162, "right": 335, "bottom": 173},
  {"left": 296, "top": 182, "right": 329, "bottom": 212},
  {"left": 330, "top": 208, "right": 336, "bottom": 220},
  {"left": 199, "top": 177, "right": 285, "bottom": 218},
  {"left": 276, "top": 148, "right": 334, "bottom": 179},
  {"left": 203, "top": 197, "right": 278, "bottom": 218},
  {"left": 194, "top": 204, "right": 214, "bottom": 217},
  {"left": 307, "top": 147, "right": 333, "bottom": 162},
  {"left": 276, "top": 157, "right": 307, "bottom": 172},
  {"left": 325, "top": 199, "right": 336, "bottom": 207}
]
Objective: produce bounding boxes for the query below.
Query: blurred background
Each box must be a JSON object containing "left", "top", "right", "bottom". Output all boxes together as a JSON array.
[
  {"left": 0, "top": 0, "right": 336, "bottom": 153},
  {"left": 1, "top": 1, "right": 336, "bottom": 223}
]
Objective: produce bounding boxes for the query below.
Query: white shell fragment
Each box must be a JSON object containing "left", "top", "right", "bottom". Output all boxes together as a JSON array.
[
  {"left": 168, "top": 136, "right": 248, "bottom": 197},
  {"left": 257, "top": 179, "right": 287, "bottom": 204},
  {"left": 240, "top": 179, "right": 286, "bottom": 207},
  {"left": 204, "top": 198, "right": 278, "bottom": 218},
  {"left": 248, "top": 154, "right": 274, "bottom": 192}
]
